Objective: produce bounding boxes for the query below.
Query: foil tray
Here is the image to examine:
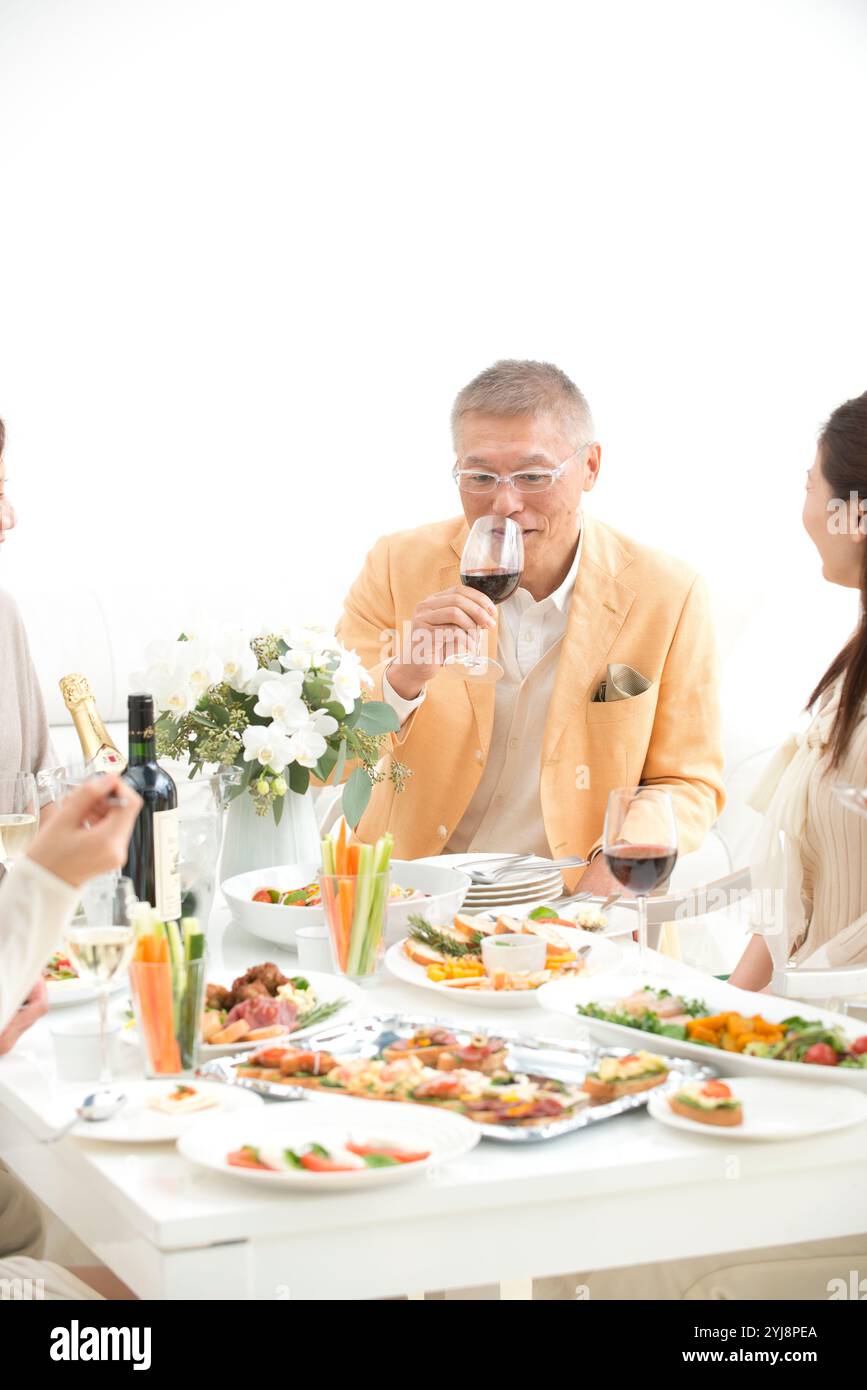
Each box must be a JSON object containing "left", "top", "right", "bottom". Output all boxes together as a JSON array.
[{"left": 197, "top": 1012, "right": 716, "bottom": 1143}]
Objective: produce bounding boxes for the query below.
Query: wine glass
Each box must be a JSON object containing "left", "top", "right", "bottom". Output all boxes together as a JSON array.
[
  {"left": 603, "top": 787, "right": 678, "bottom": 972},
  {"left": 63, "top": 874, "right": 136, "bottom": 1082},
  {"left": 443, "top": 515, "right": 524, "bottom": 684},
  {"left": 0, "top": 772, "right": 40, "bottom": 873}
]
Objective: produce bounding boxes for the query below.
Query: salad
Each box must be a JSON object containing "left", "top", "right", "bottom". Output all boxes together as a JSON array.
[
  {"left": 251, "top": 882, "right": 428, "bottom": 908},
  {"left": 578, "top": 987, "right": 867, "bottom": 1068},
  {"left": 226, "top": 1139, "right": 431, "bottom": 1173},
  {"left": 43, "top": 951, "right": 78, "bottom": 982}
]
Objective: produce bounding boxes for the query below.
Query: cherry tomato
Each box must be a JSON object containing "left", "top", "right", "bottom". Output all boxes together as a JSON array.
[
  {"left": 702, "top": 1080, "right": 732, "bottom": 1098},
  {"left": 226, "top": 1148, "right": 272, "bottom": 1170},
  {"left": 851, "top": 1037, "right": 867, "bottom": 1055},
  {"left": 299, "top": 1152, "right": 357, "bottom": 1173},
  {"left": 252, "top": 888, "right": 279, "bottom": 904},
  {"left": 346, "top": 1143, "right": 430, "bottom": 1164},
  {"left": 803, "top": 1043, "right": 839, "bottom": 1066}
]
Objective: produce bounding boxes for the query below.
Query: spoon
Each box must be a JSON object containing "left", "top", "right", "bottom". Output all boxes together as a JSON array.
[{"left": 41, "top": 1088, "right": 127, "bottom": 1144}]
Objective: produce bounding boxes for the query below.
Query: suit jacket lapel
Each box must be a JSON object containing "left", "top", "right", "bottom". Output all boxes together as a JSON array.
[{"left": 542, "top": 515, "right": 637, "bottom": 764}]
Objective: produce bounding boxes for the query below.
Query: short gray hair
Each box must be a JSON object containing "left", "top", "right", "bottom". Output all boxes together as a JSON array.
[{"left": 451, "top": 359, "right": 593, "bottom": 451}]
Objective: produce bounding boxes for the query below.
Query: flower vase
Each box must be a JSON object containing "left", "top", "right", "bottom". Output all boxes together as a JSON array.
[{"left": 219, "top": 786, "right": 321, "bottom": 883}]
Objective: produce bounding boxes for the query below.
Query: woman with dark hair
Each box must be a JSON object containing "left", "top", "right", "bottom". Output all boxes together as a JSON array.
[{"left": 731, "top": 390, "right": 867, "bottom": 988}]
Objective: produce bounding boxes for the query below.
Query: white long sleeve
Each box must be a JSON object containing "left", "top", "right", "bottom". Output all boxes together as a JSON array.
[{"left": 0, "top": 858, "right": 80, "bottom": 1031}]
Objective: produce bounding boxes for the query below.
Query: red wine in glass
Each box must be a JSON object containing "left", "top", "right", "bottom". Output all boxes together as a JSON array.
[
  {"left": 460, "top": 569, "right": 522, "bottom": 605},
  {"left": 604, "top": 844, "right": 678, "bottom": 895}
]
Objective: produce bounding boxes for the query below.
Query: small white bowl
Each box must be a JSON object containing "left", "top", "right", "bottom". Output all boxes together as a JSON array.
[
  {"left": 295, "top": 924, "right": 333, "bottom": 973},
  {"left": 481, "top": 933, "right": 547, "bottom": 976},
  {"left": 222, "top": 859, "right": 471, "bottom": 951}
]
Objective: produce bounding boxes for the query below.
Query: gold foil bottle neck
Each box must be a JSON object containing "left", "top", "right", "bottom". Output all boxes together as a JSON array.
[{"left": 59, "top": 673, "right": 94, "bottom": 709}]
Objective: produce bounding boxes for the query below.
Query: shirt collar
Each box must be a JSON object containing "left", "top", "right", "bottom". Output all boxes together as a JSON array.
[{"left": 547, "top": 523, "right": 583, "bottom": 614}]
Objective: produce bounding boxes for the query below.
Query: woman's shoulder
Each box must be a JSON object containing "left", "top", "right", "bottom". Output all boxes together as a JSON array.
[{"left": 0, "top": 586, "right": 25, "bottom": 636}]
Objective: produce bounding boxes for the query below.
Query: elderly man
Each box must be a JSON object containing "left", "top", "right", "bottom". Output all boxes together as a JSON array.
[{"left": 337, "top": 360, "right": 724, "bottom": 889}]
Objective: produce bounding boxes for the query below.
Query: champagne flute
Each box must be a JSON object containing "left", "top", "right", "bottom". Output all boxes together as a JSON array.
[
  {"left": 603, "top": 787, "right": 678, "bottom": 972},
  {"left": 0, "top": 772, "right": 40, "bottom": 873},
  {"left": 443, "top": 515, "right": 524, "bottom": 684},
  {"left": 64, "top": 875, "right": 136, "bottom": 1082}
]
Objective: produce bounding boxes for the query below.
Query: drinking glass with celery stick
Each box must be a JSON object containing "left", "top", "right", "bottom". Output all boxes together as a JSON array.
[
  {"left": 0, "top": 772, "right": 39, "bottom": 872},
  {"left": 129, "top": 908, "right": 206, "bottom": 1076},
  {"left": 320, "top": 821, "right": 393, "bottom": 981},
  {"left": 603, "top": 787, "right": 678, "bottom": 971}
]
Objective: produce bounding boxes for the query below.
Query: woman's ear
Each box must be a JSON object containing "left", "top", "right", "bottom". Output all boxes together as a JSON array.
[{"left": 855, "top": 497, "right": 867, "bottom": 543}]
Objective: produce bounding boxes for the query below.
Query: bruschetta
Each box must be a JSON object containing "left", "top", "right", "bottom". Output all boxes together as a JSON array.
[
  {"left": 582, "top": 1051, "right": 670, "bottom": 1101},
  {"left": 667, "top": 1080, "right": 743, "bottom": 1126}
]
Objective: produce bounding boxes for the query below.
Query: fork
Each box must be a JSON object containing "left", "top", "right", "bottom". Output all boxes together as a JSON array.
[{"left": 468, "top": 855, "right": 589, "bottom": 886}]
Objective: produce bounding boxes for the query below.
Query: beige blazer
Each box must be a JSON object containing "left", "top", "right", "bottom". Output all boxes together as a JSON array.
[{"left": 336, "top": 513, "right": 725, "bottom": 864}]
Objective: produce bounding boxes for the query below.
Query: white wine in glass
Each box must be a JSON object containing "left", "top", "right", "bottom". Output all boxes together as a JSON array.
[
  {"left": 0, "top": 773, "right": 39, "bottom": 870},
  {"left": 64, "top": 878, "right": 136, "bottom": 1082}
]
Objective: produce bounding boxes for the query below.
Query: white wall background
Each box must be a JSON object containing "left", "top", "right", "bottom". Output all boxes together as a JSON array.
[{"left": 1, "top": 0, "right": 866, "bottom": 754}]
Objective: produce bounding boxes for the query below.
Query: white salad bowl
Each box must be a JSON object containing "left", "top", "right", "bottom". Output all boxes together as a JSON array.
[{"left": 222, "top": 859, "right": 471, "bottom": 951}]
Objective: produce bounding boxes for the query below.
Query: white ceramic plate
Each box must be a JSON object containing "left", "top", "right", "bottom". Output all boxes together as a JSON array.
[
  {"left": 123, "top": 971, "right": 364, "bottom": 1059},
  {"left": 45, "top": 975, "right": 129, "bottom": 1009},
  {"left": 520, "top": 899, "right": 639, "bottom": 939},
  {"left": 222, "top": 860, "right": 471, "bottom": 950},
  {"left": 177, "top": 1095, "right": 480, "bottom": 1189},
  {"left": 538, "top": 972, "right": 867, "bottom": 1089},
  {"left": 648, "top": 1075, "right": 867, "bottom": 1141},
  {"left": 385, "top": 928, "right": 622, "bottom": 1009},
  {"left": 66, "top": 1079, "right": 264, "bottom": 1143}
]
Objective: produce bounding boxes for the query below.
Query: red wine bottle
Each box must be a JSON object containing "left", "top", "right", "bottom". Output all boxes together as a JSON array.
[
  {"left": 461, "top": 568, "right": 522, "bottom": 604},
  {"left": 604, "top": 844, "right": 678, "bottom": 895},
  {"left": 122, "top": 693, "right": 181, "bottom": 919}
]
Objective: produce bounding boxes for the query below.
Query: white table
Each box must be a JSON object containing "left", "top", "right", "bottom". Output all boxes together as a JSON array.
[{"left": 1, "top": 906, "right": 866, "bottom": 1300}]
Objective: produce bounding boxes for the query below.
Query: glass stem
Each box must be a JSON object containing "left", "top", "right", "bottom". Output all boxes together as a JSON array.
[
  {"left": 98, "top": 988, "right": 111, "bottom": 1083},
  {"left": 638, "top": 895, "right": 648, "bottom": 969}
]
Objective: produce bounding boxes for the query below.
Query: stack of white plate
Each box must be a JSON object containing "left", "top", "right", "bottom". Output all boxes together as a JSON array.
[{"left": 461, "top": 859, "right": 565, "bottom": 913}]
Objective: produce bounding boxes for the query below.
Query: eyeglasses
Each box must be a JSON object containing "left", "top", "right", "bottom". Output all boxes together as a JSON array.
[{"left": 452, "top": 442, "right": 592, "bottom": 495}]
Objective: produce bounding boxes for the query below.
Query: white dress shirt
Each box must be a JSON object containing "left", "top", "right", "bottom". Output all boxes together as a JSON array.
[
  {"left": 382, "top": 528, "right": 583, "bottom": 856},
  {"left": 0, "top": 858, "right": 79, "bottom": 1032}
]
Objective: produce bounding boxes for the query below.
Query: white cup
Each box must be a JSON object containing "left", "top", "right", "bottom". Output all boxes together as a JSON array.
[
  {"left": 49, "top": 1015, "right": 121, "bottom": 1083},
  {"left": 295, "top": 924, "right": 333, "bottom": 973}
]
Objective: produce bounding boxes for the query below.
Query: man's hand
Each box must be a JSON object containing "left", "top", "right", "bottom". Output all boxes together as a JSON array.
[
  {"left": 387, "top": 584, "right": 498, "bottom": 700},
  {"left": 578, "top": 852, "right": 621, "bottom": 898},
  {"left": 0, "top": 979, "right": 48, "bottom": 1055},
  {"left": 27, "top": 775, "right": 142, "bottom": 889}
]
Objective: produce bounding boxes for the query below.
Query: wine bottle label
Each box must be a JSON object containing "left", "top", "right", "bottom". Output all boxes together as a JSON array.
[{"left": 153, "top": 807, "right": 181, "bottom": 921}]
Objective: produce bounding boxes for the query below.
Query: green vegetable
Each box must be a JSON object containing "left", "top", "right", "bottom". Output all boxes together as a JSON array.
[
  {"left": 283, "top": 1149, "right": 303, "bottom": 1169},
  {"left": 527, "top": 905, "right": 559, "bottom": 921},
  {"left": 291, "top": 997, "right": 348, "bottom": 1032},
  {"left": 361, "top": 1154, "right": 400, "bottom": 1168},
  {"left": 289, "top": 976, "right": 310, "bottom": 991},
  {"left": 407, "top": 916, "right": 483, "bottom": 957}
]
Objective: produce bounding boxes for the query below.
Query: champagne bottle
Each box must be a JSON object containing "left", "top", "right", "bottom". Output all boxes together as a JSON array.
[
  {"left": 121, "top": 693, "right": 181, "bottom": 920},
  {"left": 59, "top": 674, "right": 127, "bottom": 773}
]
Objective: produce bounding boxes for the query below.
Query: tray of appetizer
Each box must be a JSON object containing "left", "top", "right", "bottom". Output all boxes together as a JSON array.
[
  {"left": 197, "top": 1013, "right": 712, "bottom": 1141},
  {"left": 59, "top": 1078, "right": 263, "bottom": 1143},
  {"left": 42, "top": 951, "right": 129, "bottom": 1008},
  {"left": 384, "top": 911, "right": 622, "bottom": 1006},
  {"left": 177, "top": 1096, "right": 480, "bottom": 1188},
  {"left": 647, "top": 1075, "right": 867, "bottom": 1141},
  {"left": 538, "top": 972, "right": 867, "bottom": 1089}
]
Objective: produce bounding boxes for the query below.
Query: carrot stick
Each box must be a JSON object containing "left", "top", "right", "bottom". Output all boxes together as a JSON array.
[
  {"left": 338, "top": 879, "right": 353, "bottom": 971},
  {"left": 347, "top": 843, "right": 360, "bottom": 875}
]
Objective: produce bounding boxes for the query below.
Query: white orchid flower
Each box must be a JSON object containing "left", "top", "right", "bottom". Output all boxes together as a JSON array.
[
  {"left": 328, "top": 648, "right": 372, "bottom": 713},
  {"left": 309, "top": 708, "right": 339, "bottom": 737},
  {"left": 150, "top": 668, "right": 195, "bottom": 716},
  {"left": 280, "top": 647, "right": 313, "bottom": 673},
  {"left": 281, "top": 624, "right": 341, "bottom": 669},
  {"left": 176, "top": 638, "right": 221, "bottom": 694},
  {"left": 218, "top": 631, "right": 259, "bottom": 693},
  {"left": 241, "top": 722, "right": 295, "bottom": 773},
  {"left": 254, "top": 676, "right": 309, "bottom": 732},
  {"left": 286, "top": 724, "right": 329, "bottom": 768}
]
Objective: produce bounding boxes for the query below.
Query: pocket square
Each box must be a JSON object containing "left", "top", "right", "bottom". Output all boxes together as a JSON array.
[{"left": 593, "top": 663, "right": 653, "bottom": 703}]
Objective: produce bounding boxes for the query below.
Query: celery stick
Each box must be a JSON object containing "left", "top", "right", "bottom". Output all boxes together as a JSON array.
[
  {"left": 166, "top": 920, "right": 186, "bottom": 1034},
  {"left": 347, "top": 843, "right": 374, "bottom": 975},
  {"left": 182, "top": 918, "right": 204, "bottom": 962},
  {"left": 321, "top": 836, "right": 336, "bottom": 876},
  {"left": 361, "top": 834, "right": 393, "bottom": 973}
]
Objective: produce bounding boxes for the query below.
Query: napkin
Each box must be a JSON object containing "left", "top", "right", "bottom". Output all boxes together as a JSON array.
[{"left": 592, "top": 663, "right": 652, "bottom": 703}]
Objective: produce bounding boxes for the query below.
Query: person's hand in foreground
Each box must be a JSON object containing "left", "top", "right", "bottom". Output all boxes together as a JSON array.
[{"left": 26, "top": 775, "right": 142, "bottom": 888}]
